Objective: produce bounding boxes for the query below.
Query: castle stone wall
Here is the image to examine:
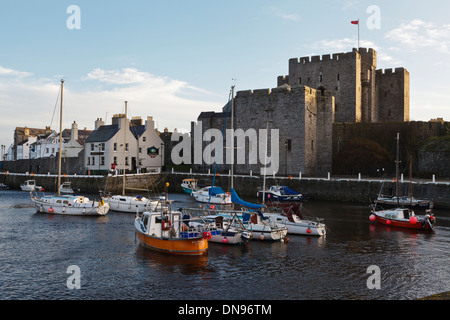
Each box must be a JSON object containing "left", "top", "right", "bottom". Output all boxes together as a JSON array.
[
  {"left": 287, "top": 50, "right": 361, "bottom": 123},
  {"left": 376, "top": 68, "right": 410, "bottom": 122},
  {"left": 280, "top": 48, "right": 409, "bottom": 124}
]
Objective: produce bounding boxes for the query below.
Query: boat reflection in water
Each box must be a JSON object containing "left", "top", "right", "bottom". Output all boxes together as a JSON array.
[{"left": 135, "top": 245, "right": 209, "bottom": 274}]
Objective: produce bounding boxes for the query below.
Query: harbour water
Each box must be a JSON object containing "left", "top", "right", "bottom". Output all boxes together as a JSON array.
[{"left": 0, "top": 189, "right": 449, "bottom": 300}]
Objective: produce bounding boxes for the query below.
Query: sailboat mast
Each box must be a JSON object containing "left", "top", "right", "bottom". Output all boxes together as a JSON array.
[
  {"left": 231, "top": 85, "right": 235, "bottom": 190},
  {"left": 395, "top": 132, "right": 400, "bottom": 206},
  {"left": 122, "top": 101, "right": 127, "bottom": 196},
  {"left": 262, "top": 121, "right": 269, "bottom": 205},
  {"left": 57, "top": 79, "right": 64, "bottom": 196},
  {"left": 409, "top": 155, "right": 412, "bottom": 206}
]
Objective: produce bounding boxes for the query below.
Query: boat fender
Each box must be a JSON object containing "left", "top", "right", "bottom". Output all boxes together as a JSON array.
[
  {"left": 162, "top": 220, "right": 172, "bottom": 231},
  {"left": 203, "top": 231, "right": 211, "bottom": 239}
]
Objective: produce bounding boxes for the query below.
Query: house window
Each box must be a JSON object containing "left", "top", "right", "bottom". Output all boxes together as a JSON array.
[
  {"left": 125, "top": 143, "right": 128, "bottom": 151},
  {"left": 143, "top": 137, "right": 146, "bottom": 142},
  {"left": 125, "top": 157, "right": 129, "bottom": 165},
  {"left": 92, "top": 157, "right": 95, "bottom": 165},
  {"left": 114, "top": 143, "right": 117, "bottom": 151},
  {"left": 101, "top": 157, "right": 105, "bottom": 165},
  {"left": 101, "top": 143, "right": 105, "bottom": 151},
  {"left": 139, "top": 147, "right": 142, "bottom": 153},
  {"left": 87, "top": 157, "right": 90, "bottom": 165},
  {"left": 91, "top": 144, "right": 94, "bottom": 151},
  {"left": 113, "top": 156, "right": 117, "bottom": 165}
]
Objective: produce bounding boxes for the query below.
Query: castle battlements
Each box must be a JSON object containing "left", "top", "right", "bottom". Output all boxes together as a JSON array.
[
  {"left": 289, "top": 48, "right": 377, "bottom": 66},
  {"left": 236, "top": 85, "right": 333, "bottom": 99},
  {"left": 375, "top": 68, "right": 408, "bottom": 75}
]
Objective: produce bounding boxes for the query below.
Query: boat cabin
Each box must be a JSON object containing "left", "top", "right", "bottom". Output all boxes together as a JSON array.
[
  {"left": 181, "top": 179, "right": 198, "bottom": 189},
  {"left": 140, "top": 211, "right": 181, "bottom": 237},
  {"left": 384, "top": 208, "right": 414, "bottom": 220}
]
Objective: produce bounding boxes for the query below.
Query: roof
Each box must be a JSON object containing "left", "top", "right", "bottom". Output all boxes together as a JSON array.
[
  {"left": 198, "top": 111, "right": 229, "bottom": 119},
  {"left": 129, "top": 125, "right": 146, "bottom": 140},
  {"left": 85, "top": 125, "right": 119, "bottom": 143},
  {"left": 15, "top": 127, "right": 48, "bottom": 136}
]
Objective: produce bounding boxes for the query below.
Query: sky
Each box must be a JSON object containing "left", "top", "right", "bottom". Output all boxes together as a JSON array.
[{"left": 1, "top": 0, "right": 450, "bottom": 151}]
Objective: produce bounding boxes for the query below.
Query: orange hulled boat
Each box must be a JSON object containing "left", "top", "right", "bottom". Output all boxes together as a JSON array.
[{"left": 135, "top": 201, "right": 208, "bottom": 256}]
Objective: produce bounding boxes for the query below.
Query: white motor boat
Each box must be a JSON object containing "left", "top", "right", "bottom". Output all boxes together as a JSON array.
[
  {"left": 264, "top": 203, "right": 326, "bottom": 236},
  {"left": 21, "top": 180, "right": 43, "bottom": 192},
  {"left": 31, "top": 194, "right": 110, "bottom": 216},
  {"left": 60, "top": 182, "right": 80, "bottom": 194},
  {"left": 181, "top": 178, "right": 199, "bottom": 194},
  {"left": 182, "top": 210, "right": 252, "bottom": 245},
  {"left": 266, "top": 212, "right": 326, "bottom": 236},
  {"left": 105, "top": 195, "right": 159, "bottom": 213},
  {"left": 192, "top": 186, "right": 232, "bottom": 205}
]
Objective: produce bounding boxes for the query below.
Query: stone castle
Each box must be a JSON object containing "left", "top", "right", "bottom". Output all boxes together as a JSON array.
[
  {"left": 193, "top": 48, "right": 410, "bottom": 176},
  {"left": 278, "top": 47, "right": 410, "bottom": 123}
]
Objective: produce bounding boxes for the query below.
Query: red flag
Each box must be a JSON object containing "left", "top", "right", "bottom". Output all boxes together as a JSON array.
[{"left": 351, "top": 20, "right": 359, "bottom": 25}]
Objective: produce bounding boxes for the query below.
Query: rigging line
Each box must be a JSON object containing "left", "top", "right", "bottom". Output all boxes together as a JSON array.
[{"left": 50, "top": 85, "right": 62, "bottom": 130}]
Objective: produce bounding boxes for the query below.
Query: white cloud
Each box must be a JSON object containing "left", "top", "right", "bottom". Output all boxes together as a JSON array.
[
  {"left": 385, "top": 19, "right": 450, "bottom": 54},
  {"left": 311, "top": 38, "right": 402, "bottom": 66},
  {"left": 276, "top": 13, "right": 300, "bottom": 22},
  {"left": 265, "top": 6, "right": 301, "bottom": 22},
  {"left": 0, "top": 66, "right": 224, "bottom": 150},
  {"left": 0, "top": 66, "right": 33, "bottom": 77}
]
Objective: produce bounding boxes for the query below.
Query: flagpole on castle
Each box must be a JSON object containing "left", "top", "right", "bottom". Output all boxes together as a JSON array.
[
  {"left": 358, "top": 19, "right": 360, "bottom": 50},
  {"left": 351, "top": 19, "right": 360, "bottom": 51}
]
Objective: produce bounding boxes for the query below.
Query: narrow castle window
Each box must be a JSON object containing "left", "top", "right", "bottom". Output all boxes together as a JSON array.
[
  {"left": 337, "top": 74, "right": 340, "bottom": 81},
  {"left": 298, "top": 77, "right": 302, "bottom": 84},
  {"left": 319, "top": 74, "right": 323, "bottom": 82},
  {"left": 287, "top": 140, "right": 292, "bottom": 152},
  {"left": 311, "top": 140, "right": 314, "bottom": 151}
]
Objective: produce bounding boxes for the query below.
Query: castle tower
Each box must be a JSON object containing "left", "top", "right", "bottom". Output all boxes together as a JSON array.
[{"left": 279, "top": 48, "right": 409, "bottom": 123}]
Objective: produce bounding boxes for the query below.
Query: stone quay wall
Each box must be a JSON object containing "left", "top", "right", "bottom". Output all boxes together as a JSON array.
[{"left": 2, "top": 171, "right": 449, "bottom": 209}]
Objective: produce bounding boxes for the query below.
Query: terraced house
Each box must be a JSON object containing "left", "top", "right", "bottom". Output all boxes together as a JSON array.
[{"left": 85, "top": 114, "right": 164, "bottom": 174}]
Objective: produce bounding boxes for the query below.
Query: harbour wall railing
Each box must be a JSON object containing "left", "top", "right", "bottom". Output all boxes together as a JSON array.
[{"left": 1, "top": 170, "right": 449, "bottom": 208}]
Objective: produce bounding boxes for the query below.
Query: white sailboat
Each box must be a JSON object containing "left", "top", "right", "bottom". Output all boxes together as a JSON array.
[
  {"left": 31, "top": 80, "right": 110, "bottom": 216},
  {"left": 104, "top": 101, "right": 159, "bottom": 213},
  {"left": 192, "top": 186, "right": 232, "bottom": 205}
]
